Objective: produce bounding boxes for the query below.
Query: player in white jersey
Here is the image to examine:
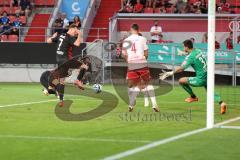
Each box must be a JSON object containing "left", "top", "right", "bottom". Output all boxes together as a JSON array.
[{"left": 122, "top": 24, "right": 159, "bottom": 112}]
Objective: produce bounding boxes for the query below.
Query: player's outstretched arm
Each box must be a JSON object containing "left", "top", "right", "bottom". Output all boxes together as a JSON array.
[
  {"left": 47, "top": 32, "right": 58, "bottom": 43},
  {"left": 74, "top": 30, "right": 81, "bottom": 47},
  {"left": 174, "top": 66, "right": 184, "bottom": 74},
  {"left": 159, "top": 66, "right": 184, "bottom": 80}
]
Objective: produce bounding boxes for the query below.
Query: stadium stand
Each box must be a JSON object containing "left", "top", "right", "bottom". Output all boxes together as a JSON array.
[
  {"left": 144, "top": 7, "right": 154, "bottom": 13},
  {"left": 0, "top": 0, "right": 55, "bottom": 42},
  {"left": 24, "top": 0, "right": 55, "bottom": 42},
  {"left": 86, "top": 0, "right": 121, "bottom": 42},
  {"left": 119, "top": 0, "right": 240, "bottom": 14},
  {"left": 1, "top": 0, "right": 240, "bottom": 42},
  {"left": 8, "top": 34, "right": 18, "bottom": 41},
  {"left": 24, "top": 14, "right": 51, "bottom": 42},
  {"left": 35, "top": 0, "right": 55, "bottom": 7},
  {"left": 0, "top": 34, "right": 8, "bottom": 41}
]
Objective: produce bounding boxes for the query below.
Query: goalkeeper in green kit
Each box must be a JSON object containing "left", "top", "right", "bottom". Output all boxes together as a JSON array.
[{"left": 159, "top": 40, "right": 227, "bottom": 114}]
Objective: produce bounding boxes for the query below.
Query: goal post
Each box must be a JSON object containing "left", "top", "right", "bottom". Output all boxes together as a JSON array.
[{"left": 207, "top": 0, "right": 216, "bottom": 128}]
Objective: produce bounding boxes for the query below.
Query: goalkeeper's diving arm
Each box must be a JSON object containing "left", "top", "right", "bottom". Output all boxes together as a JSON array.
[
  {"left": 159, "top": 66, "right": 184, "bottom": 80},
  {"left": 174, "top": 66, "right": 184, "bottom": 74}
]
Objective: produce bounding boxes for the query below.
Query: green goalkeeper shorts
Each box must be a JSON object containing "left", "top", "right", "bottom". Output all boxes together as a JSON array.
[{"left": 187, "top": 77, "right": 207, "bottom": 87}]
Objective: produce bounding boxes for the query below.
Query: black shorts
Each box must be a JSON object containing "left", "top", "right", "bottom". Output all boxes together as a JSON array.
[
  {"left": 40, "top": 71, "right": 51, "bottom": 89},
  {"left": 151, "top": 40, "right": 158, "bottom": 43},
  {"left": 40, "top": 71, "right": 57, "bottom": 94},
  {"left": 52, "top": 59, "right": 82, "bottom": 79}
]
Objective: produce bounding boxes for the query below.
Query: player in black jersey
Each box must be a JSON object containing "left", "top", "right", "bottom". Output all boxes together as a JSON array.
[
  {"left": 40, "top": 61, "right": 88, "bottom": 99},
  {"left": 46, "top": 24, "right": 88, "bottom": 106},
  {"left": 40, "top": 70, "right": 57, "bottom": 96}
]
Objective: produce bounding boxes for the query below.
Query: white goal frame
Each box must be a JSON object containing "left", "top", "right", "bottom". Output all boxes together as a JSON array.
[{"left": 207, "top": 0, "right": 216, "bottom": 128}]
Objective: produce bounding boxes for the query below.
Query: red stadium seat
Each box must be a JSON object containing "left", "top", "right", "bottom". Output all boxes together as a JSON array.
[
  {"left": 0, "top": 0, "right": 10, "bottom": 6},
  {"left": 2, "top": 7, "right": 10, "bottom": 13},
  {"left": 46, "top": 0, "right": 55, "bottom": 6},
  {"left": 35, "top": 0, "right": 55, "bottom": 6},
  {"left": 0, "top": 0, "right": 4, "bottom": 6},
  {"left": 227, "top": 0, "right": 239, "bottom": 6},
  {"left": 154, "top": 8, "right": 161, "bottom": 13},
  {"left": 189, "top": 0, "right": 198, "bottom": 4},
  {"left": 7, "top": 0, "right": 11, "bottom": 5},
  {"left": 20, "top": 16, "right": 27, "bottom": 24},
  {"left": 166, "top": 7, "right": 174, "bottom": 13},
  {"left": 144, "top": 8, "right": 153, "bottom": 13},
  {"left": 0, "top": 35, "right": 8, "bottom": 42},
  {"left": 233, "top": 8, "right": 240, "bottom": 13},
  {"left": 11, "top": 7, "right": 19, "bottom": 14},
  {"left": 35, "top": 0, "right": 45, "bottom": 6},
  {"left": 9, "top": 15, "right": 15, "bottom": 22},
  {"left": 235, "top": 2, "right": 240, "bottom": 6},
  {"left": 9, "top": 16, "right": 26, "bottom": 24},
  {"left": 8, "top": 35, "right": 18, "bottom": 42}
]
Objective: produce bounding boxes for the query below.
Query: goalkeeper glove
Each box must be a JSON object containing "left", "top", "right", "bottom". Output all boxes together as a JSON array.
[
  {"left": 159, "top": 70, "right": 174, "bottom": 80},
  {"left": 177, "top": 48, "right": 188, "bottom": 56}
]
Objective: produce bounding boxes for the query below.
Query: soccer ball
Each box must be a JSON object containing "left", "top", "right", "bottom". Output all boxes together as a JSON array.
[{"left": 93, "top": 84, "right": 102, "bottom": 93}]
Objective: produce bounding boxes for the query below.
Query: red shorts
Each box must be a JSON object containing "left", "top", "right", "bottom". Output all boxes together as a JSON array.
[{"left": 127, "top": 67, "right": 151, "bottom": 84}]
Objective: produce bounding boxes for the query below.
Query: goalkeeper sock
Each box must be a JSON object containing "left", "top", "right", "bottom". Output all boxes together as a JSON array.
[
  {"left": 181, "top": 84, "right": 196, "bottom": 98},
  {"left": 214, "top": 93, "right": 222, "bottom": 104},
  {"left": 146, "top": 85, "right": 158, "bottom": 108},
  {"left": 205, "top": 86, "right": 223, "bottom": 105}
]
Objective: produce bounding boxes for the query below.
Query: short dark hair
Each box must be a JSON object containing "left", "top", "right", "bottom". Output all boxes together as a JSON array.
[
  {"left": 183, "top": 40, "right": 193, "bottom": 49},
  {"left": 69, "top": 24, "right": 77, "bottom": 29},
  {"left": 131, "top": 24, "right": 139, "bottom": 31}
]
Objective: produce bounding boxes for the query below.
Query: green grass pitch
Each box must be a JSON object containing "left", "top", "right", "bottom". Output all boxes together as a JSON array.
[{"left": 0, "top": 83, "right": 239, "bottom": 160}]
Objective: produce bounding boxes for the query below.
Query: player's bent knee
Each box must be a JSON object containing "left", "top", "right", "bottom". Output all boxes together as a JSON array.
[
  {"left": 52, "top": 79, "right": 60, "bottom": 85},
  {"left": 59, "top": 78, "right": 65, "bottom": 85},
  {"left": 179, "top": 78, "right": 188, "bottom": 84}
]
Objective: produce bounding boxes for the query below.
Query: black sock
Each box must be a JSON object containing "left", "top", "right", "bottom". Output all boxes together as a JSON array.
[
  {"left": 219, "top": 101, "right": 223, "bottom": 105},
  {"left": 58, "top": 84, "right": 65, "bottom": 101},
  {"left": 48, "top": 89, "right": 56, "bottom": 94},
  {"left": 191, "top": 94, "right": 196, "bottom": 98},
  {"left": 56, "top": 84, "right": 60, "bottom": 91},
  {"left": 77, "top": 68, "right": 86, "bottom": 81},
  {"left": 59, "top": 94, "right": 64, "bottom": 101}
]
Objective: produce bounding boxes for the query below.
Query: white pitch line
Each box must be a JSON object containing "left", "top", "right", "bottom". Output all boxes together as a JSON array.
[
  {"left": 219, "top": 126, "right": 240, "bottom": 130},
  {"left": 0, "top": 97, "right": 238, "bottom": 109},
  {"left": 103, "top": 116, "right": 240, "bottom": 160},
  {"left": 0, "top": 98, "right": 102, "bottom": 109},
  {"left": 0, "top": 135, "right": 151, "bottom": 144},
  {"left": 214, "top": 117, "right": 240, "bottom": 127},
  {"left": 0, "top": 99, "right": 58, "bottom": 108},
  {"left": 137, "top": 99, "right": 240, "bottom": 106}
]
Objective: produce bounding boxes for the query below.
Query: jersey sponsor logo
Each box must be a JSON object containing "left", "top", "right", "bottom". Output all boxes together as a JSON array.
[
  {"left": 182, "top": 61, "right": 187, "bottom": 67},
  {"left": 60, "top": 35, "right": 66, "bottom": 39},
  {"left": 57, "top": 51, "right": 64, "bottom": 55}
]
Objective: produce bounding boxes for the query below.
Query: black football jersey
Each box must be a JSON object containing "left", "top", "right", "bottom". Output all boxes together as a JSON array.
[{"left": 52, "top": 33, "right": 77, "bottom": 63}]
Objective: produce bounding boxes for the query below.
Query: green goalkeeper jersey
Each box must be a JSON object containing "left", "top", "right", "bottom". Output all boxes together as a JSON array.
[{"left": 181, "top": 48, "right": 207, "bottom": 79}]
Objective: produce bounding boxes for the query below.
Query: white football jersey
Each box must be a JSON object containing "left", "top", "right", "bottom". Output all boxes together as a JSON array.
[
  {"left": 150, "top": 26, "right": 162, "bottom": 41},
  {"left": 123, "top": 34, "right": 148, "bottom": 65}
]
